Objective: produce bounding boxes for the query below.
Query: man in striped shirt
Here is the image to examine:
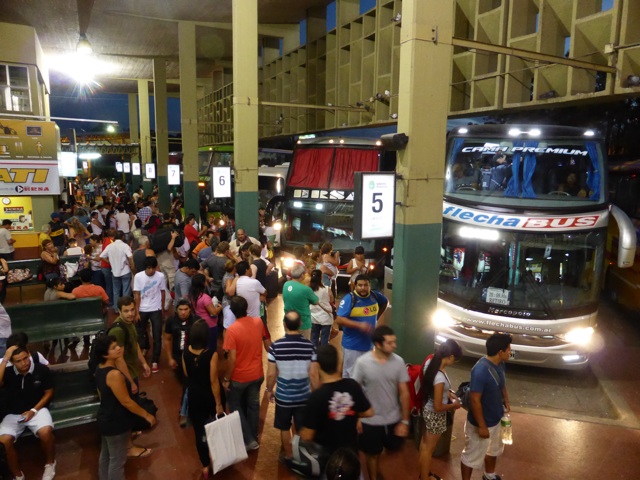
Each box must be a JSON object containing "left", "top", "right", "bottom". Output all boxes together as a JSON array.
[{"left": 266, "top": 311, "right": 320, "bottom": 461}]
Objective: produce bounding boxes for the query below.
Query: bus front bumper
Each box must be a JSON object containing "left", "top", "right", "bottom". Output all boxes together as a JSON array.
[{"left": 434, "top": 328, "right": 590, "bottom": 370}]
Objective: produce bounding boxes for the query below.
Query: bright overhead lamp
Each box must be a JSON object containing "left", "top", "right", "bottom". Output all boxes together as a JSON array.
[
  {"left": 76, "top": 34, "right": 93, "bottom": 55},
  {"left": 79, "top": 153, "right": 101, "bottom": 160},
  {"left": 106, "top": 125, "right": 115, "bottom": 133}
]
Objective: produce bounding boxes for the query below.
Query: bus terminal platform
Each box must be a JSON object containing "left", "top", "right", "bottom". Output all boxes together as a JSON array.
[{"left": 15, "top": 296, "right": 640, "bottom": 480}]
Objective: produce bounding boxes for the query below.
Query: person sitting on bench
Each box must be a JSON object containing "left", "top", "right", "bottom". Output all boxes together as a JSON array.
[{"left": 0, "top": 345, "right": 57, "bottom": 480}]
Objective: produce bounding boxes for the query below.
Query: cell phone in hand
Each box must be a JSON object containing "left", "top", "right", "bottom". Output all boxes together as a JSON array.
[{"left": 18, "top": 415, "right": 26, "bottom": 423}]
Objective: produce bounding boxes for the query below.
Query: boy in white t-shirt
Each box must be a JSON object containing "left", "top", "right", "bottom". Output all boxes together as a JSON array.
[{"left": 133, "top": 256, "right": 166, "bottom": 373}]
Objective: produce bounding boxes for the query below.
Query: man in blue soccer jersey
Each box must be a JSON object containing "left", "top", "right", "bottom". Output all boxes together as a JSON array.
[{"left": 335, "top": 274, "right": 389, "bottom": 378}]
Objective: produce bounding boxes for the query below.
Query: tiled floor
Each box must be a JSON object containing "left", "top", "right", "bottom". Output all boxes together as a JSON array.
[{"left": 15, "top": 296, "right": 640, "bottom": 479}]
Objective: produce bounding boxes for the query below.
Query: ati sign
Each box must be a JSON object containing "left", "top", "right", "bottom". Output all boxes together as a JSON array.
[
  {"left": 0, "top": 165, "right": 60, "bottom": 195},
  {"left": 442, "top": 202, "right": 608, "bottom": 231}
]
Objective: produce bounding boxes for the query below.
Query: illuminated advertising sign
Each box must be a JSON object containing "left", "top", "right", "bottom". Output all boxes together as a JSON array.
[{"left": 442, "top": 201, "right": 608, "bottom": 231}]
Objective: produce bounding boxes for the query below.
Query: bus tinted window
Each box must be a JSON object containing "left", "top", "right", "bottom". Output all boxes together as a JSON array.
[{"left": 445, "top": 137, "right": 604, "bottom": 207}]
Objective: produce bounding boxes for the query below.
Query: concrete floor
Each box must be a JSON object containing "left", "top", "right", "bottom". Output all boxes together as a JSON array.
[{"left": 16, "top": 295, "right": 640, "bottom": 479}]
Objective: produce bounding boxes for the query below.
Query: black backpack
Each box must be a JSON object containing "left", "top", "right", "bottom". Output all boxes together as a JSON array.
[{"left": 87, "top": 321, "right": 130, "bottom": 377}]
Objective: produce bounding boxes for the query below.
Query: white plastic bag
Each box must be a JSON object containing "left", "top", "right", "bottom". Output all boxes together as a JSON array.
[{"left": 204, "top": 411, "right": 248, "bottom": 474}]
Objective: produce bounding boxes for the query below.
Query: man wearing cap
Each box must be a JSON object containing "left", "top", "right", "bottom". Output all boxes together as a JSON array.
[{"left": 49, "top": 213, "right": 66, "bottom": 256}]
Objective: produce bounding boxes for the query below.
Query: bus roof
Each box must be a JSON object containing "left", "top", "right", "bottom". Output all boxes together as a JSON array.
[
  {"left": 448, "top": 124, "right": 602, "bottom": 139},
  {"left": 296, "top": 137, "right": 383, "bottom": 148}
]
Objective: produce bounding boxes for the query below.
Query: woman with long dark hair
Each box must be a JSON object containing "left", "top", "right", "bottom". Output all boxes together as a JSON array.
[
  {"left": 189, "top": 274, "right": 222, "bottom": 350},
  {"left": 95, "top": 335, "right": 156, "bottom": 478},
  {"left": 182, "top": 319, "right": 224, "bottom": 479},
  {"left": 419, "top": 339, "right": 463, "bottom": 480},
  {"left": 309, "top": 269, "right": 334, "bottom": 347}
]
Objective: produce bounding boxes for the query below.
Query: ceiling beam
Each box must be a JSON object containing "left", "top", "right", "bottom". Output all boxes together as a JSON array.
[
  {"left": 106, "top": 11, "right": 300, "bottom": 38},
  {"left": 452, "top": 37, "right": 616, "bottom": 73}
]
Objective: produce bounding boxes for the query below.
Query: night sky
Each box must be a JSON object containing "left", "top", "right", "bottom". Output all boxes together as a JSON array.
[{"left": 49, "top": 90, "right": 182, "bottom": 135}]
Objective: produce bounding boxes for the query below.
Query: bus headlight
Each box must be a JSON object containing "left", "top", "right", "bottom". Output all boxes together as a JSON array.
[
  {"left": 282, "top": 257, "right": 294, "bottom": 269},
  {"left": 433, "top": 310, "right": 455, "bottom": 328},
  {"left": 564, "top": 327, "right": 594, "bottom": 345},
  {"left": 273, "top": 222, "right": 282, "bottom": 231}
]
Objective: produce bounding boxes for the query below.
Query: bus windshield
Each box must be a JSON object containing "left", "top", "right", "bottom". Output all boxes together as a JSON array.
[
  {"left": 445, "top": 135, "right": 605, "bottom": 208},
  {"left": 439, "top": 220, "right": 605, "bottom": 319},
  {"left": 282, "top": 199, "right": 375, "bottom": 251}
]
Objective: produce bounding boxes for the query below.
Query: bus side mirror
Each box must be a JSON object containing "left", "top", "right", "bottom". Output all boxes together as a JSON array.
[{"left": 610, "top": 205, "right": 636, "bottom": 268}]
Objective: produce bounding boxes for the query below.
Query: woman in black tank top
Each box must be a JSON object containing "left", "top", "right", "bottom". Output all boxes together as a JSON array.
[
  {"left": 183, "top": 319, "right": 225, "bottom": 478},
  {"left": 94, "top": 335, "right": 157, "bottom": 479}
]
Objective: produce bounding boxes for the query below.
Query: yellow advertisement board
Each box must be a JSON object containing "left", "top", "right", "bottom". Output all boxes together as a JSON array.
[
  {"left": 0, "top": 120, "right": 60, "bottom": 195},
  {"left": 0, "top": 196, "right": 34, "bottom": 231},
  {"left": 0, "top": 119, "right": 58, "bottom": 160}
]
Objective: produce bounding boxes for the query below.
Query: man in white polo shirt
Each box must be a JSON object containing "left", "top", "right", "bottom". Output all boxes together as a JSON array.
[
  {"left": 100, "top": 231, "right": 134, "bottom": 314},
  {"left": 233, "top": 260, "right": 266, "bottom": 319}
]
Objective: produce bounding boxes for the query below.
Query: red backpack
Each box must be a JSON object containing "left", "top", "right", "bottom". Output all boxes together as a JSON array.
[{"left": 406, "top": 354, "right": 433, "bottom": 414}]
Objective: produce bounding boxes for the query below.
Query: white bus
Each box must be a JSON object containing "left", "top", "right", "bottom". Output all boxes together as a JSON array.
[{"left": 433, "top": 124, "right": 636, "bottom": 369}]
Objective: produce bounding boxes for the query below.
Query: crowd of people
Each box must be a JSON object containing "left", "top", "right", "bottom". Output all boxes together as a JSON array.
[{"left": 0, "top": 180, "right": 514, "bottom": 480}]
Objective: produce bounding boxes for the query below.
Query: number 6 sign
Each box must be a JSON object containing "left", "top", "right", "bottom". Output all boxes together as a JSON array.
[
  {"left": 212, "top": 167, "right": 231, "bottom": 198},
  {"left": 354, "top": 172, "right": 396, "bottom": 240}
]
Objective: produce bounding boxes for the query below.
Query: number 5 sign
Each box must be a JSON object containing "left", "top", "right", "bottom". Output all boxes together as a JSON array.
[
  {"left": 212, "top": 166, "right": 231, "bottom": 198},
  {"left": 354, "top": 172, "right": 396, "bottom": 240}
]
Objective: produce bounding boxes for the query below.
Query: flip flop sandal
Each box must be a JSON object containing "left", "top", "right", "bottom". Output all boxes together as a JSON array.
[
  {"left": 429, "top": 473, "right": 444, "bottom": 480},
  {"left": 127, "top": 446, "right": 152, "bottom": 458}
]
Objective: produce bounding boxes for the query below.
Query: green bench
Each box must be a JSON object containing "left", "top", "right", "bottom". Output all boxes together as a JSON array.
[
  {"left": 7, "top": 297, "right": 105, "bottom": 429},
  {"left": 48, "top": 367, "right": 100, "bottom": 429},
  {"left": 6, "top": 255, "right": 81, "bottom": 302},
  {"left": 6, "top": 297, "right": 105, "bottom": 343}
]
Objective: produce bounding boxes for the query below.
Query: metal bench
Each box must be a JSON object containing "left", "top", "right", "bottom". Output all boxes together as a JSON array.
[{"left": 6, "top": 297, "right": 104, "bottom": 343}]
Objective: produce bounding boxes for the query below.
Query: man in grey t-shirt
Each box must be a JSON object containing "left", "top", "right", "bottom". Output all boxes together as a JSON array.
[
  {"left": 204, "top": 241, "right": 231, "bottom": 295},
  {"left": 174, "top": 258, "right": 199, "bottom": 306},
  {"left": 352, "top": 325, "right": 410, "bottom": 480}
]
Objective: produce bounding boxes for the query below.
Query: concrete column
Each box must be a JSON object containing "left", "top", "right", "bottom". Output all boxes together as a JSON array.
[
  {"left": 178, "top": 21, "right": 201, "bottom": 221},
  {"left": 232, "top": 0, "right": 259, "bottom": 237},
  {"left": 392, "top": 0, "right": 454, "bottom": 363},
  {"left": 153, "top": 58, "right": 171, "bottom": 213},
  {"left": 138, "top": 79, "right": 153, "bottom": 197},
  {"left": 128, "top": 93, "right": 142, "bottom": 192}
]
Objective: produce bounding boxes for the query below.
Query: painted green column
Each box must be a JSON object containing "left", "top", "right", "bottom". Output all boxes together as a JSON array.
[
  {"left": 232, "top": 0, "right": 259, "bottom": 238},
  {"left": 138, "top": 79, "right": 153, "bottom": 197},
  {"left": 128, "top": 93, "right": 141, "bottom": 194},
  {"left": 153, "top": 58, "right": 171, "bottom": 213},
  {"left": 392, "top": 0, "right": 454, "bottom": 363},
  {"left": 178, "top": 21, "right": 201, "bottom": 221}
]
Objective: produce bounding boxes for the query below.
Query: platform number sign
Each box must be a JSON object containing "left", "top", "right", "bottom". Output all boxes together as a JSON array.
[
  {"left": 145, "top": 163, "right": 156, "bottom": 179},
  {"left": 212, "top": 166, "right": 231, "bottom": 198},
  {"left": 132, "top": 163, "right": 141, "bottom": 176},
  {"left": 354, "top": 172, "right": 396, "bottom": 240},
  {"left": 168, "top": 165, "right": 181, "bottom": 185},
  {"left": 123, "top": 162, "right": 131, "bottom": 173}
]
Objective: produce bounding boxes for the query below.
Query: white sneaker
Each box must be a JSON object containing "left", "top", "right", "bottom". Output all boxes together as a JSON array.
[{"left": 42, "top": 461, "right": 56, "bottom": 480}]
